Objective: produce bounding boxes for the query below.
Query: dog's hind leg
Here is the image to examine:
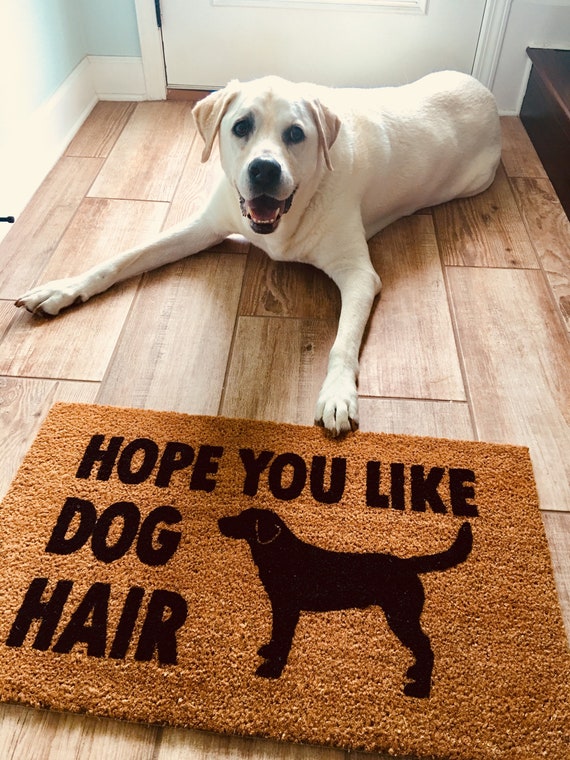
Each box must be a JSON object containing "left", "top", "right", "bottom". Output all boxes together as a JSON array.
[
  {"left": 256, "top": 604, "right": 299, "bottom": 679},
  {"left": 385, "top": 609, "right": 434, "bottom": 698}
]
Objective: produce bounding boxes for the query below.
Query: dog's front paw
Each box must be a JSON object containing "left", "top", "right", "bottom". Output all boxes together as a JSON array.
[
  {"left": 15, "top": 277, "right": 87, "bottom": 316},
  {"left": 314, "top": 371, "right": 359, "bottom": 436}
]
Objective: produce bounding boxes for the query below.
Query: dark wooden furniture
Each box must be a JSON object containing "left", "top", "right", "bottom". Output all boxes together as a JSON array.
[{"left": 520, "top": 48, "right": 570, "bottom": 219}]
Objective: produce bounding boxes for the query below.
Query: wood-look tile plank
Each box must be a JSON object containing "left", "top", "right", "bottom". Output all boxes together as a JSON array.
[
  {"left": 69, "top": 715, "right": 159, "bottom": 760},
  {"left": 97, "top": 252, "right": 247, "bottom": 413},
  {"left": 358, "top": 216, "right": 465, "bottom": 401},
  {"left": 65, "top": 101, "right": 136, "bottom": 158},
  {"left": 221, "top": 316, "right": 335, "bottom": 426},
  {"left": 542, "top": 511, "right": 570, "bottom": 640},
  {"left": 0, "top": 157, "right": 104, "bottom": 299},
  {"left": 166, "top": 140, "right": 221, "bottom": 225},
  {"left": 30, "top": 197, "right": 169, "bottom": 284},
  {"left": 433, "top": 164, "right": 539, "bottom": 268},
  {"left": 0, "top": 707, "right": 81, "bottom": 760},
  {"left": 156, "top": 727, "right": 346, "bottom": 759},
  {"left": 166, "top": 89, "right": 210, "bottom": 103},
  {"left": 89, "top": 102, "right": 197, "bottom": 202},
  {"left": 500, "top": 116, "right": 548, "bottom": 179},
  {"left": 0, "top": 371, "right": 99, "bottom": 500},
  {"left": 511, "top": 176, "right": 570, "bottom": 331},
  {"left": 448, "top": 267, "right": 570, "bottom": 512},
  {"left": 165, "top": 151, "right": 248, "bottom": 255},
  {"left": 358, "top": 398, "right": 474, "bottom": 440},
  {"left": 0, "top": 198, "right": 168, "bottom": 381},
  {"left": 240, "top": 248, "right": 341, "bottom": 318},
  {"left": 0, "top": 705, "right": 158, "bottom": 760}
]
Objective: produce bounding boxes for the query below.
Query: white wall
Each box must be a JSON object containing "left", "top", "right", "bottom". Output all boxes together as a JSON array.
[
  {"left": 0, "top": 0, "right": 143, "bottom": 241},
  {"left": 80, "top": 0, "right": 141, "bottom": 57}
]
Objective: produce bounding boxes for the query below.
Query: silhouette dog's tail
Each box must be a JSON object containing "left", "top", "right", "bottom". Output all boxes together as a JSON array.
[{"left": 406, "top": 522, "right": 472, "bottom": 574}]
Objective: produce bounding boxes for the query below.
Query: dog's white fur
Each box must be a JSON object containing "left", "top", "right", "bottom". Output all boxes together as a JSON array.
[{"left": 16, "top": 72, "right": 501, "bottom": 435}]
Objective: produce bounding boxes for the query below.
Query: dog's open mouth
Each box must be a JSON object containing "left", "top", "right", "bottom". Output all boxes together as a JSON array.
[{"left": 239, "top": 192, "right": 295, "bottom": 235}]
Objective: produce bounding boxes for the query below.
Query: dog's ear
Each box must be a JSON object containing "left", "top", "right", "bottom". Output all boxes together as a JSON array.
[
  {"left": 306, "top": 99, "right": 341, "bottom": 171},
  {"left": 255, "top": 514, "right": 282, "bottom": 545},
  {"left": 192, "top": 81, "right": 239, "bottom": 162}
]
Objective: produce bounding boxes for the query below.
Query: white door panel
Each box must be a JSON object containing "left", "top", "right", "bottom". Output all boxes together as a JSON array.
[{"left": 160, "top": 0, "right": 488, "bottom": 89}]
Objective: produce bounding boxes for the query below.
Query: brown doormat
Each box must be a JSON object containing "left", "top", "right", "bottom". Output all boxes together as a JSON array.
[{"left": 0, "top": 403, "right": 568, "bottom": 758}]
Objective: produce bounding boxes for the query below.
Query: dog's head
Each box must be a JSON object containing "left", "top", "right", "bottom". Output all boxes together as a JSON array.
[
  {"left": 218, "top": 508, "right": 285, "bottom": 546},
  {"left": 193, "top": 76, "right": 341, "bottom": 236}
]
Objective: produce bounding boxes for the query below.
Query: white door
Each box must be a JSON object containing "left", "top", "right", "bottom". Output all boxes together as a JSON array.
[{"left": 159, "top": 0, "right": 489, "bottom": 90}]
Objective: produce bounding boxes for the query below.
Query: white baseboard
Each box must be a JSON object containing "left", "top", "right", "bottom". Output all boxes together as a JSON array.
[{"left": 88, "top": 55, "right": 146, "bottom": 101}]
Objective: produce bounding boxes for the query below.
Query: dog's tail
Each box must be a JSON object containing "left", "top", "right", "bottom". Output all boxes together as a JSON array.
[{"left": 406, "top": 522, "right": 472, "bottom": 574}]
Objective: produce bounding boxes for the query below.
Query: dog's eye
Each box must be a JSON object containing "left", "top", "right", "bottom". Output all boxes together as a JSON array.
[
  {"left": 284, "top": 125, "right": 305, "bottom": 145},
  {"left": 232, "top": 118, "right": 253, "bottom": 139}
]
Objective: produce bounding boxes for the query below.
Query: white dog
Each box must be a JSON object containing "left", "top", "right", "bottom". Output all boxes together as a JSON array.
[{"left": 16, "top": 72, "right": 501, "bottom": 435}]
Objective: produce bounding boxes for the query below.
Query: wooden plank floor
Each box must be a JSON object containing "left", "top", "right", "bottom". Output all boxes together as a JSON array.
[{"left": 0, "top": 102, "right": 569, "bottom": 759}]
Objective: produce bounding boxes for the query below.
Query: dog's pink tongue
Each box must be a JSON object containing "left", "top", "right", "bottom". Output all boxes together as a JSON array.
[{"left": 247, "top": 196, "right": 283, "bottom": 224}]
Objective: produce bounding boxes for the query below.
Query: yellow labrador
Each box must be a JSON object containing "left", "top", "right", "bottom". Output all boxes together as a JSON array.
[{"left": 16, "top": 72, "right": 501, "bottom": 435}]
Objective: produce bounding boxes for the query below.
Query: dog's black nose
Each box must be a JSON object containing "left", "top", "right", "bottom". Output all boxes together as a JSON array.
[{"left": 248, "top": 157, "right": 282, "bottom": 192}]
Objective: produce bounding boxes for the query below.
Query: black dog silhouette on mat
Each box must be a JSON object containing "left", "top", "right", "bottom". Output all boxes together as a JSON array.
[{"left": 218, "top": 508, "right": 472, "bottom": 698}]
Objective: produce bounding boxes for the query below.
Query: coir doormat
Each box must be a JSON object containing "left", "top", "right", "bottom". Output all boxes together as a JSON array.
[{"left": 0, "top": 403, "right": 568, "bottom": 758}]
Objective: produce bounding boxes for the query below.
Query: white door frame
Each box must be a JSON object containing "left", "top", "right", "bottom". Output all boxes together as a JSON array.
[
  {"left": 472, "top": 0, "right": 514, "bottom": 89},
  {"left": 134, "top": 0, "right": 167, "bottom": 99},
  {"left": 135, "top": 0, "right": 513, "bottom": 100}
]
